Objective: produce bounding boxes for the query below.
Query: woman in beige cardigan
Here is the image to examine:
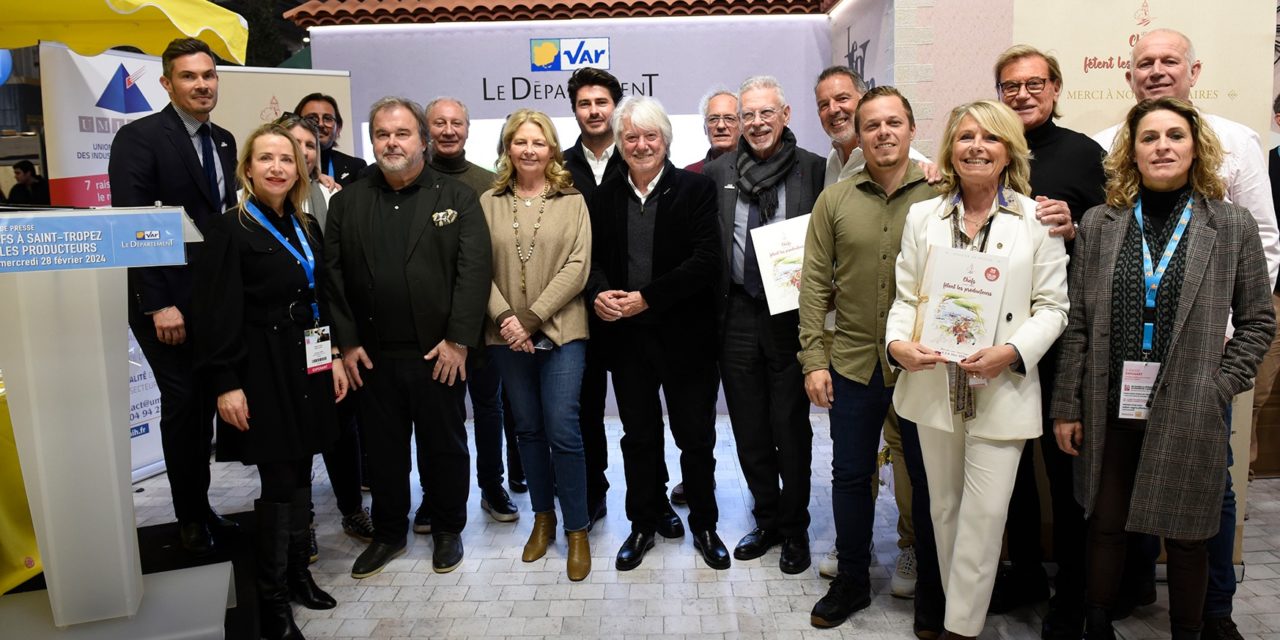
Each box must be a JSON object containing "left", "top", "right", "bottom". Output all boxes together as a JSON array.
[{"left": 480, "top": 109, "right": 593, "bottom": 581}]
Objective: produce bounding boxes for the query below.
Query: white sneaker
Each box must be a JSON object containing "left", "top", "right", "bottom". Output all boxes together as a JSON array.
[
  {"left": 891, "top": 546, "right": 917, "bottom": 598},
  {"left": 818, "top": 547, "right": 839, "bottom": 579}
]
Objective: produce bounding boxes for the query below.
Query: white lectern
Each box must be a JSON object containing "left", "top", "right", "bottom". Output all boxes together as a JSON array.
[{"left": 0, "top": 207, "right": 233, "bottom": 638}]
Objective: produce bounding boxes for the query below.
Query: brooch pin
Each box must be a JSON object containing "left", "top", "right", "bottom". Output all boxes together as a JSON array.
[{"left": 433, "top": 209, "right": 459, "bottom": 226}]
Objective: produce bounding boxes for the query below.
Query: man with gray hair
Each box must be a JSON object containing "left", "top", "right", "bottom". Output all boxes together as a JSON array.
[
  {"left": 324, "top": 96, "right": 492, "bottom": 580},
  {"left": 703, "top": 75, "right": 825, "bottom": 574},
  {"left": 685, "top": 88, "right": 740, "bottom": 174},
  {"left": 1092, "top": 29, "right": 1278, "bottom": 640},
  {"left": 816, "top": 66, "right": 928, "bottom": 186},
  {"left": 586, "top": 95, "right": 728, "bottom": 572}
]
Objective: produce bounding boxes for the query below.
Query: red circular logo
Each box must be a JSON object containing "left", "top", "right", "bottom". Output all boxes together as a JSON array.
[{"left": 984, "top": 267, "right": 1000, "bottom": 282}]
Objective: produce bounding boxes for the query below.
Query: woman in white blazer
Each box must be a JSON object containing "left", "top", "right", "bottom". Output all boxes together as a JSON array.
[{"left": 886, "top": 100, "right": 1069, "bottom": 639}]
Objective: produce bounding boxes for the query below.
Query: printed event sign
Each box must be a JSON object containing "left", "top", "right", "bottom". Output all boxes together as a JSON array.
[
  {"left": 0, "top": 209, "right": 186, "bottom": 274},
  {"left": 749, "top": 214, "right": 811, "bottom": 316},
  {"left": 914, "top": 245, "right": 1010, "bottom": 362}
]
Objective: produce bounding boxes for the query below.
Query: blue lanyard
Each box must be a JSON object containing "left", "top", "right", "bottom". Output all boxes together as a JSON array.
[
  {"left": 1133, "top": 199, "right": 1192, "bottom": 352},
  {"left": 244, "top": 201, "right": 319, "bottom": 323},
  {"left": 326, "top": 156, "right": 334, "bottom": 179}
]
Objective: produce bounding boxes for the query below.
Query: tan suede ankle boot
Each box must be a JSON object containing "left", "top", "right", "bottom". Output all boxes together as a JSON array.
[
  {"left": 523, "top": 511, "right": 556, "bottom": 562},
  {"left": 566, "top": 529, "right": 591, "bottom": 581}
]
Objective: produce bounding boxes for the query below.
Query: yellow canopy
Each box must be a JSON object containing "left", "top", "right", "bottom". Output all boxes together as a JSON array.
[{"left": 1, "top": 0, "right": 248, "bottom": 65}]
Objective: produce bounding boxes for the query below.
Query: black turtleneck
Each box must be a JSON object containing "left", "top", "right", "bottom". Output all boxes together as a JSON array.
[
  {"left": 1137, "top": 183, "right": 1192, "bottom": 249},
  {"left": 427, "top": 151, "right": 495, "bottom": 198},
  {"left": 1026, "top": 119, "right": 1107, "bottom": 225}
]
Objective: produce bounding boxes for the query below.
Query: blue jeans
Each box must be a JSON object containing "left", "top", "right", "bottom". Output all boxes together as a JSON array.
[
  {"left": 829, "top": 366, "right": 894, "bottom": 582},
  {"left": 490, "top": 340, "right": 589, "bottom": 532}
]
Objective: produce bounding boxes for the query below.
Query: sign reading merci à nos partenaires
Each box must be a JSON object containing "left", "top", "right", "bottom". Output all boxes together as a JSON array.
[{"left": 0, "top": 208, "right": 190, "bottom": 273}]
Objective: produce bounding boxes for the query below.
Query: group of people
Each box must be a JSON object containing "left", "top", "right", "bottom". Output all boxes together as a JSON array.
[{"left": 100, "top": 27, "right": 1279, "bottom": 640}]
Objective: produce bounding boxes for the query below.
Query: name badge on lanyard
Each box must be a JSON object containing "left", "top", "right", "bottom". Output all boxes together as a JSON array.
[
  {"left": 1119, "top": 199, "right": 1191, "bottom": 419},
  {"left": 244, "top": 201, "right": 332, "bottom": 375}
]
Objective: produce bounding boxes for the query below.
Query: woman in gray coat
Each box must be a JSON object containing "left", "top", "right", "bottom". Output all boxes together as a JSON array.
[{"left": 1051, "top": 97, "right": 1275, "bottom": 640}]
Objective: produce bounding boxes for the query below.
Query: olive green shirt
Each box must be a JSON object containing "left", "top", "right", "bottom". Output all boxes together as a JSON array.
[{"left": 797, "top": 163, "right": 935, "bottom": 385}]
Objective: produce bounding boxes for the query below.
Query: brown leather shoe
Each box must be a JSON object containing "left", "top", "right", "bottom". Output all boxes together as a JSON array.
[
  {"left": 566, "top": 529, "right": 591, "bottom": 581},
  {"left": 523, "top": 511, "right": 556, "bottom": 562}
]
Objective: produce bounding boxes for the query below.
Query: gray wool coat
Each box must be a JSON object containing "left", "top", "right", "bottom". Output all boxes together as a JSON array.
[{"left": 1051, "top": 196, "right": 1275, "bottom": 540}]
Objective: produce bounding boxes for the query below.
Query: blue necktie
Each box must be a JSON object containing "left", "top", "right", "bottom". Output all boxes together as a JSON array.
[
  {"left": 198, "top": 123, "right": 220, "bottom": 210},
  {"left": 743, "top": 202, "right": 765, "bottom": 299}
]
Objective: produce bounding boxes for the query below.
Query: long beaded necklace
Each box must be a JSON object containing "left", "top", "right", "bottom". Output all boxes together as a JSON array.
[{"left": 512, "top": 183, "right": 548, "bottom": 294}]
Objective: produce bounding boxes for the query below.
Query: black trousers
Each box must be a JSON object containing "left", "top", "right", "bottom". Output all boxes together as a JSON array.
[
  {"left": 580, "top": 334, "right": 611, "bottom": 509},
  {"left": 357, "top": 354, "right": 468, "bottom": 543},
  {"left": 443, "top": 358, "right": 519, "bottom": 492},
  {"left": 1088, "top": 426, "right": 1209, "bottom": 632},
  {"left": 719, "top": 291, "right": 812, "bottom": 537},
  {"left": 1003, "top": 346, "right": 1086, "bottom": 606},
  {"left": 612, "top": 328, "right": 720, "bottom": 533},
  {"left": 321, "top": 394, "right": 364, "bottom": 516},
  {"left": 130, "top": 309, "right": 214, "bottom": 525}
]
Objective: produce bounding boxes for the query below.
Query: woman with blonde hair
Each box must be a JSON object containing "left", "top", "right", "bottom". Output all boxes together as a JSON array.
[
  {"left": 193, "top": 122, "right": 347, "bottom": 639},
  {"left": 481, "top": 109, "right": 593, "bottom": 580},
  {"left": 886, "top": 100, "right": 1069, "bottom": 639},
  {"left": 1051, "top": 97, "right": 1274, "bottom": 639}
]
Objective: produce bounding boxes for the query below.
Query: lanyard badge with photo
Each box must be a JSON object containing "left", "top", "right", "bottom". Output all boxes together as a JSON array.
[
  {"left": 1118, "top": 200, "right": 1190, "bottom": 419},
  {"left": 245, "top": 202, "right": 332, "bottom": 374}
]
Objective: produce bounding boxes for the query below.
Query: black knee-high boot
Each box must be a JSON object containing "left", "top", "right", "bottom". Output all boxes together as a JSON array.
[
  {"left": 256, "top": 499, "right": 304, "bottom": 640},
  {"left": 288, "top": 488, "right": 336, "bottom": 610}
]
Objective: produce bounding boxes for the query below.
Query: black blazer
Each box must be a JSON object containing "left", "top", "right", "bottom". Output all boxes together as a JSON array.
[
  {"left": 564, "top": 136, "right": 625, "bottom": 202},
  {"left": 108, "top": 103, "right": 239, "bottom": 314},
  {"left": 323, "top": 165, "right": 492, "bottom": 357},
  {"left": 701, "top": 145, "right": 825, "bottom": 329},
  {"left": 585, "top": 161, "right": 723, "bottom": 360},
  {"left": 322, "top": 147, "right": 369, "bottom": 187}
]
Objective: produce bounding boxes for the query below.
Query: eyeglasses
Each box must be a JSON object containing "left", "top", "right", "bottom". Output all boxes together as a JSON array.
[
  {"left": 739, "top": 108, "right": 778, "bottom": 124},
  {"left": 303, "top": 113, "right": 339, "bottom": 126},
  {"left": 706, "top": 114, "right": 739, "bottom": 127},
  {"left": 997, "top": 78, "right": 1049, "bottom": 97}
]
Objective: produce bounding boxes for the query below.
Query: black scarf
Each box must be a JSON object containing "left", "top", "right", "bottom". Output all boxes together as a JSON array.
[{"left": 734, "top": 127, "right": 798, "bottom": 222}]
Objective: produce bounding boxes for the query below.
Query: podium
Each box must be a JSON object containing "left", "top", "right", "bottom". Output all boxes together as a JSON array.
[{"left": 0, "top": 207, "right": 234, "bottom": 638}]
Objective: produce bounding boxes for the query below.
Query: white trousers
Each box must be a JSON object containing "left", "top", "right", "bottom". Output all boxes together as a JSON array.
[{"left": 917, "top": 419, "right": 1026, "bottom": 637}]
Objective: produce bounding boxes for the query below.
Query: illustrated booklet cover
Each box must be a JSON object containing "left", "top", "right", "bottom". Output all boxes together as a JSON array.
[
  {"left": 749, "top": 214, "right": 810, "bottom": 315},
  {"left": 913, "top": 245, "right": 1010, "bottom": 362}
]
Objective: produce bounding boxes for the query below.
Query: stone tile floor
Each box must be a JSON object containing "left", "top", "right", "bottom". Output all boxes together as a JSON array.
[{"left": 133, "top": 414, "right": 1280, "bottom": 639}]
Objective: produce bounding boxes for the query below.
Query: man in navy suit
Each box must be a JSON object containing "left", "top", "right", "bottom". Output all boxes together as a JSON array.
[{"left": 108, "top": 37, "right": 239, "bottom": 555}]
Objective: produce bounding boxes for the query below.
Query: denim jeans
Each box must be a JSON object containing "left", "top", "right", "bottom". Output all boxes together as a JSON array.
[
  {"left": 490, "top": 340, "right": 589, "bottom": 531},
  {"left": 829, "top": 366, "right": 894, "bottom": 582}
]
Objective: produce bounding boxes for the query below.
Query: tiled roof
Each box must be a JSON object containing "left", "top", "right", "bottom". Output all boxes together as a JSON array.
[{"left": 284, "top": 0, "right": 839, "bottom": 28}]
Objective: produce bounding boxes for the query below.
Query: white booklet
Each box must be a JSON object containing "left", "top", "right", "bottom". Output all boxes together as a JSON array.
[
  {"left": 913, "top": 245, "right": 1011, "bottom": 362},
  {"left": 750, "top": 214, "right": 811, "bottom": 315}
]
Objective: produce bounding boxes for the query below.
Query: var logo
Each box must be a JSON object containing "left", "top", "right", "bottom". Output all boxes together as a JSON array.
[{"left": 530, "top": 38, "right": 610, "bottom": 72}]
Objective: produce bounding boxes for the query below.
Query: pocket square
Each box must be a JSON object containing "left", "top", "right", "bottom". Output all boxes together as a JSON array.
[{"left": 432, "top": 209, "right": 459, "bottom": 226}]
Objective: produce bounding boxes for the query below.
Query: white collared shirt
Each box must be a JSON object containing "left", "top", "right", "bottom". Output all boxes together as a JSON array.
[
  {"left": 173, "top": 104, "right": 227, "bottom": 207},
  {"left": 627, "top": 166, "right": 664, "bottom": 205},
  {"left": 585, "top": 145, "right": 615, "bottom": 185}
]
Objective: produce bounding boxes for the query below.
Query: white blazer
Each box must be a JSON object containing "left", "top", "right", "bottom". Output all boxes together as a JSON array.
[{"left": 885, "top": 192, "right": 1069, "bottom": 440}]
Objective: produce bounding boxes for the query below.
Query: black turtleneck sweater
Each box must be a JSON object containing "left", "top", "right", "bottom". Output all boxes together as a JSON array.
[
  {"left": 1026, "top": 118, "right": 1107, "bottom": 232},
  {"left": 427, "top": 152, "right": 496, "bottom": 198}
]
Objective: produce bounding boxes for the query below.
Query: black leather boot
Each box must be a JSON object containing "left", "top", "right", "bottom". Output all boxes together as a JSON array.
[
  {"left": 1085, "top": 605, "right": 1115, "bottom": 640},
  {"left": 288, "top": 489, "right": 337, "bottom": 610},
  {"left": 256, "top": 499, "right": 305, "bottom": 640}
]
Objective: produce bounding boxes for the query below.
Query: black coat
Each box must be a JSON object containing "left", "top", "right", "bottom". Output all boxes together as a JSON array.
[
  {"left": 585, "top": 161, "right": 723, "bottom": 362},
  {"left": 192, "top": 204, "right": 338, "bottom": 464},
  {"left": 323, "top": 165, "right": 493, "bottom": 356},
  {"left": 322, "top": 147, "right": 368, "bottom": 187},
  {"left": 108, "top": 103, "right": 238, "bottom": 314}
]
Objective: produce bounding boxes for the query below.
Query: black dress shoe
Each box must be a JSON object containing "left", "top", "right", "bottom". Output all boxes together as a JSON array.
[
  {"left": 811, "top": 573, "right": 871, "bottom": 628},
  {"left": 1041, "top": 601, "right": 1084, "bottom": 640},
  {"left": 351, "top": 540, "right": 406, "bottom": 579},
  {"left": 692, "top": 529, "right": 731, "bottom": 570},
  {"left": 656, "top": 506, "right": 685, "bottom": 539},
  {"left": 987, "top": 562, "right": 1049, "bottom": 614},
  {"left": 508, "top": 476, "right": 528, "bottom": 494},
  {"left": 179, "top": 522, "right": 214, "bottom": 555},
  {"left": 734, "top": 528, "right": 781, "bottom": 561},
  {"left": 587, "top": 499, "right": 608, "bottom": 532},
  {"left": 669, "top": 482, "right": 687, "bottom": 505},
  {"left": 207, "top": 510, "right": 240, "bottom": 533},
  {"left": 432, "top": 532, "right": 464, "bottom": 573},
  {"left": 615, "top": 531, "right": 655, "bottom": 571},
  {"left": 779, "top": 536, "right": 811, "bottom": 574}
]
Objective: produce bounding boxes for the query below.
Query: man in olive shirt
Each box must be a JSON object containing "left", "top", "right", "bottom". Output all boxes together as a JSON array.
[{"left": 799, "top": 86, "right": 942, "bottom": 637}]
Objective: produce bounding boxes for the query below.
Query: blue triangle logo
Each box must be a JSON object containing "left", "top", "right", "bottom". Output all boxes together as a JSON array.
[{"left": 96, "top": 64, "right": 152, "bottom": 114}]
